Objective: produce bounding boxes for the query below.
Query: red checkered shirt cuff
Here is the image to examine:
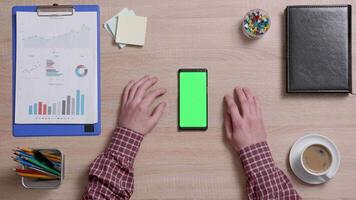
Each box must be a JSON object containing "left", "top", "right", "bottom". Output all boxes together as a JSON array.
[
  {"left": 239, "top": 141, "right": 274, "bottom": 177},
  {"left": 106, "top": 126, "right": 144, "bottom": 162}
]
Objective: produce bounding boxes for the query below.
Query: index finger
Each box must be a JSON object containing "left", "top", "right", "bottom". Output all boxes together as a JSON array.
[
  {"left": 122, "top": 80, "right": 134, "bottom": 104},
  {"left": 235, "top": 87, "right": 249, "bottom": 116},
  {"left": 134, "top": 77, "right": 158, "bottom": 101},
  {"left": 127, "top": 75, "right": 149, "bottom": 102},
  {"left": 224, "top": 95, "right": 241, "bottom": 126}
]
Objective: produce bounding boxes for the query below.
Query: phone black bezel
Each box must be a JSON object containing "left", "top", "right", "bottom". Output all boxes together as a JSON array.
[{"left": 178, "top": 68, "right": 208, "bottom": 131}]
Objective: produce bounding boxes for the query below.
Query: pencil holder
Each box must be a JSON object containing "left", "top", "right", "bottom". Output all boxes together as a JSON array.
[{"left": 18, "top": 149, "right": 65, "bottom": 189}]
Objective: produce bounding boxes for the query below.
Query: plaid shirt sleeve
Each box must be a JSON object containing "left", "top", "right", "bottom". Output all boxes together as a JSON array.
[
  {"left": 240, "top": 141, "right": 302, "bottom": 200},
  {"left": 82, "top": 127, "right": 144, "bottom": 200}
]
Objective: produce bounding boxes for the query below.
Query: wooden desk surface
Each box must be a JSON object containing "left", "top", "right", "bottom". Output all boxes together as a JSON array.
[{"left": 1, "top": 0, "right": 356, "bottom": 199}]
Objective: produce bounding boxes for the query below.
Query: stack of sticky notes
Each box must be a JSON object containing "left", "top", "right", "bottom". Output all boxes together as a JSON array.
[{"left": 104, "top": 8, "right": 147, "bottom": 48}]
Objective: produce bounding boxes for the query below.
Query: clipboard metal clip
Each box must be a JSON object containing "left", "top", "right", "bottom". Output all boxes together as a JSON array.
[{"left": 37, "top": 4, "right": 74, "bottom": 16}]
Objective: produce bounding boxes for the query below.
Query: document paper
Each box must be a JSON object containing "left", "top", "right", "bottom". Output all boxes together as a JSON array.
[{"left": 15, "top": 12, "right": 98, "bottom": 124}]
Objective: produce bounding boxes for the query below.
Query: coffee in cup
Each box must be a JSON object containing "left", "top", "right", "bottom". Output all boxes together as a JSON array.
[{"left": 301, "top": 144, "right": 332, "bottom": 175}]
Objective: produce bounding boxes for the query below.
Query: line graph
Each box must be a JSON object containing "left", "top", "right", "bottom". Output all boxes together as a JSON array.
[
  {"left": 21, "top": 64, "right": 40, "bottom": 74},
  {"left": 23, "top": 25, "right": 91, "bottom": 49}
]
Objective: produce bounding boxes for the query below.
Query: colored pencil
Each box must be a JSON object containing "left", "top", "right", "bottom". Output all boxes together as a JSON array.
[
  {"left": 19, "top": 156, "right": 60, "bottom": 176},
  {"left": 12, "top": 156, "right": 39, "bottom": 169},
  {"left": 13, "top": 168, "right": 59, "bottom": 179},
  {"left": 13, "top": 168, "right": 41, "bottom": 175},
  {"left": 19, "top": 147, "right": 61, "bottom": 160},
  {"left": 12, "top": 148, "right": 63, "bottom": 181},
  {"left": 13, "top": 150, "right": 35, "bottom": 160},
  {"left": 13, "top": 152, "right": 60, "bottom": 170},
  {"left": 41, "top": 153, "right": 61, "bottom": 161},
  {"left": 16, "top": 172, "right": 57, "bottom": 180},
  {"left": 53, "top": 162, "right": 61, "bottom": 167},
  {"left": 25, "top": 166, "right": 60, "bottom": 178},
  {"left": 36, "top": 151, "right": 61, "bottom": 160},
  {"left": 33, "top": 150, "right": 55, "bottom": 168},
  {"left": 15, "top": 148, "right": 61, "bottom": 163},
  {"left": 23, "top": 166, "right": 60, "bottom": 178},
  {"left": 14, "top": 156, "right": 59, "bottom": 177}
]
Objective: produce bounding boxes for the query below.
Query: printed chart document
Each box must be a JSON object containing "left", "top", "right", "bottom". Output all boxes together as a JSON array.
[{"left": 15, "top": 12, "right": 98, "bottom": 124}]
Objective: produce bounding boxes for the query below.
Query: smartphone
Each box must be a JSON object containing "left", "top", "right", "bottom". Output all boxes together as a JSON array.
[{"left": 178, "top": 68, "right": 208, "bottom": 130}]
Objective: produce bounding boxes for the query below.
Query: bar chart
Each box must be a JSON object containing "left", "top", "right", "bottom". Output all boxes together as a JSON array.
[{"left": 28, "top": 90, "right": 85, "bottom": 116}]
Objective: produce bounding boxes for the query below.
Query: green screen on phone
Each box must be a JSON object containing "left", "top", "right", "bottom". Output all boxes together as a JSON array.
[{"left": 179, "top": 70, "right": 207, "bottom": 129}]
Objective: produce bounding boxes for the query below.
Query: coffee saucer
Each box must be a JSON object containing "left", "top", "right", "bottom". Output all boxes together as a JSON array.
[{"left": 289, "top": 134, "right": 341, "bottom": 184}]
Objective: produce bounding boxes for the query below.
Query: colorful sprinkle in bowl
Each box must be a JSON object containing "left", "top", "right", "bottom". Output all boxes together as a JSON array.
[{"left": 242, "top": 9, "right": 271, "bottom": 39}]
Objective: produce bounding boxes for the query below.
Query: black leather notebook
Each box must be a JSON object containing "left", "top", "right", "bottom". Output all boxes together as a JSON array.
[{"left": 286, "top": 5, "right": 352, "bottom": 93}]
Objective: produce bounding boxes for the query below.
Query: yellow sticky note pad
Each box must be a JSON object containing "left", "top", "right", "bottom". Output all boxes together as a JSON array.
[{"left": 116, "top": 15, "right": 147, "bottom": 46}]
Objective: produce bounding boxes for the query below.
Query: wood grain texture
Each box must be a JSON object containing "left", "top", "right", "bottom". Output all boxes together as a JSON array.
[{"left": 1, "top": 0, "right": 356, "bottom": 199}]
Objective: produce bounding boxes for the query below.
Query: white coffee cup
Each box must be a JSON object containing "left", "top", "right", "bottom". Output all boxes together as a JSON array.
[{"left": 300, "top": 143, "right": 333, "bottom": 176}]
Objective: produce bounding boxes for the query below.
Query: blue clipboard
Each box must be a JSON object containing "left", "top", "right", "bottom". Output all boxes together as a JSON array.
[{"left": 12, "top": 5, "right": 101, "bottom": 137}]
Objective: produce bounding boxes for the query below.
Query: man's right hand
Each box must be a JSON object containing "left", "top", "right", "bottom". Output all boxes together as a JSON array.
[{"left": 224, "top": 87, "right": 267, "bottom": 152}]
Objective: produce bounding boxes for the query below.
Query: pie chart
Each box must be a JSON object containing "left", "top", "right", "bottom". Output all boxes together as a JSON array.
[{"left": 75, "top": 65, "right": 88, "bottom": 77}]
